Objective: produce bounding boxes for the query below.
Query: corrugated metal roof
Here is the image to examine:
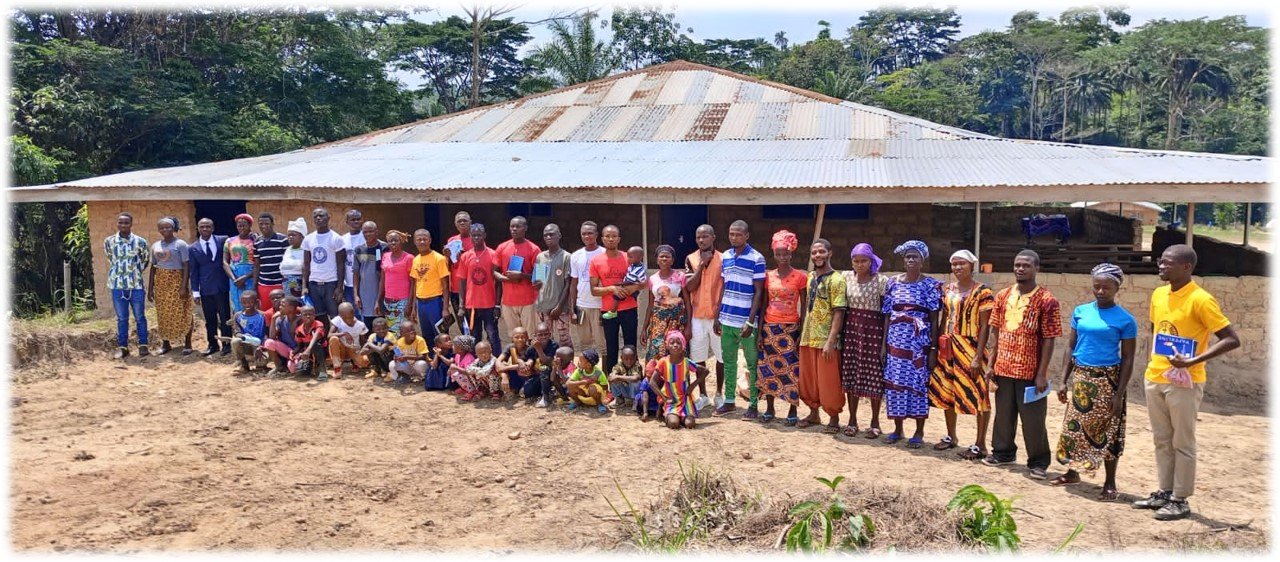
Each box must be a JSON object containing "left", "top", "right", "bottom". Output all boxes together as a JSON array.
[{"left": 26, "top": 60, "right": 1268, "bottom": 198}]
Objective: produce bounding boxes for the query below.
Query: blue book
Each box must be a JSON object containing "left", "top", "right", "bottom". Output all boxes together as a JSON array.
[
  {"left": 532, "top": 262, "right": 549, "bottom": 284},
  {"left": 1153, "top": 333, "right": 1197, "bottom": 358},
  {"left": 507, "top": 254, "right": 525, "bottom": 273},
  {"left": 1023, "top": 382, "right": 1052, "bottom": 404}
]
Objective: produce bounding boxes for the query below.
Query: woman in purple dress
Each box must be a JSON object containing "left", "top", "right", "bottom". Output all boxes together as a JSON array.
[{"left": 880, "top": 240, "right": 942, "bottom": 449}]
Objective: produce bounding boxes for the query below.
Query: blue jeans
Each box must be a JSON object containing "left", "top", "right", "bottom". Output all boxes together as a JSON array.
[
  {"left": 416, "top": 296, "right": 444, "bottom": 342},
  {"left": 307, "top": 281, "right": 341, "bottom": 321},
  {"left": 111, "top": 289, "right": 148, "bottom": 347}
]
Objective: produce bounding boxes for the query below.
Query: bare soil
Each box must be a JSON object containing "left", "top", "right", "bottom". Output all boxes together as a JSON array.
[{"left": 8, "top": 321, "right": 1270, "bottom": 553}]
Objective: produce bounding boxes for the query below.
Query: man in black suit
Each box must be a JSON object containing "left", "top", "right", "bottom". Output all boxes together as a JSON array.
[{"left": 189, "top": 217, "right": 232, "bottom": 355}]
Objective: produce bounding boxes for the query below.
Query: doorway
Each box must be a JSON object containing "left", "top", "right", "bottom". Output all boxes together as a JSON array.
[
  {"left": 660, "top": 204, "right": 708, "bottom": 260},
  {"left": 193, "top": 200, "right": 248, "bottom": 237}
]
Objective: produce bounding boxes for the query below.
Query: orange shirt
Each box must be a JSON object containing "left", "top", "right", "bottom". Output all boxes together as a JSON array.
[
  {"left": 763, "top": 269, "right": 807, "bottom": 324},
  {"left": 686, "top": 251, "right": 723, "bottom": 320}
]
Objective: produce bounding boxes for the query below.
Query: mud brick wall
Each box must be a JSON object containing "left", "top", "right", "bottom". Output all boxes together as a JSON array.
[{"left": 87, "top": 200, "right": 197, "bottom": 311}]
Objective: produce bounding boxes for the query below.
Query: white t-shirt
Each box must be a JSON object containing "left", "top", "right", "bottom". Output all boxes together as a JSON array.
[
  {"left": 570, "top": 246, "right": 605, "bottom": 309},
  {"left": 301, "top": 229, "right": 346, "bottom": 283},
  {"left": 330, "top": 316, "right": 369, "bottom": 349},
  {"left": 344, "top": 231, "right": 362, "bottom": 288},
  {"left": 279, "top": 246, "right": 305, "bottom": 276}
]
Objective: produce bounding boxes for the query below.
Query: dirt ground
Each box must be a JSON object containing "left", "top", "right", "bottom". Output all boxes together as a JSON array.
[{"left": 7, "top": 323, "right": 1271, "bottom": 553}]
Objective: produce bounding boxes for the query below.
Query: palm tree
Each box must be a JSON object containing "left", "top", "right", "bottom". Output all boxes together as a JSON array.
[{"left": 530, "top": 11, "right": 620, "bottom": 86}]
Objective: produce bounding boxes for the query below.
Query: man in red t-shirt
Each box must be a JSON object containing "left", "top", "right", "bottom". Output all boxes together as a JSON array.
[
  {"left": 588, "top": 225, "right": 641, "bottom": 373},
  {"left": 495, "top": 216, "right": 542, "bottom": 349},
  {"left": 458, "top": 223, "right": 501, "bottom": 347},
  {"left": 445, "top": 211, "right": 474, "bottom": 331}
]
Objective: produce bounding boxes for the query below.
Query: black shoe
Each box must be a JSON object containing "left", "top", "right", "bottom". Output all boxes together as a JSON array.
[
  {"left": 1154, "top": 499, "right": 1191, "bottom": 521},
  {"left": 114, "top": 347, "right": 129, "bottom": 360},
  {"left": 137, "top": 346, "right": 150, "bottom": 357},
  {"left": 220, "top": 347, "right": 231, "bottom": 356},
  {"left": 201, "top": 346, "right": 218, "bottom": 356},
  {"left": 1132, "top": 490, "right": 1172, "bottom": 510}
]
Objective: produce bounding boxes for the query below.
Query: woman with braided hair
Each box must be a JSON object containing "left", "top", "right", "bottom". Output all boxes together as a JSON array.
[{"left": 1051, "top": 262, "right": 1138, "bottom": 502}]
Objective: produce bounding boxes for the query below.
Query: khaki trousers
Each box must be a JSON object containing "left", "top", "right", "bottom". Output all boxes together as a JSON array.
[
  {"left": 499, "top": 304, "right": 537, "bottom": 349},
  {"left": 569, "top": 307, "right": 606, "bottom": 354},
  {"left": 1144, "top": 379, "right": 1205, "bottom": 499}
]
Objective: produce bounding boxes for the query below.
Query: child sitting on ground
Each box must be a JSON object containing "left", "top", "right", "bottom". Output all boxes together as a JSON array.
[
  {"left": 328, "top": 302, "right": 369, "bottom": 378},
  {"left": 526, "top": 323, "right": 563, "bottom": 406},
  {"left": 360, "top": 317, "right": 395, "bottom": 379},
  {"left": 497, "top": 326, "right": 533, "bottom": 399},
  {"left": 603, "top": 246, "right": 646, "bottom": 320},
  {"left": 391, "top": 321, "right": 429, "bottom": 386},
  {"left": 651, "top": 330, "right": 705, "bottom": 430},
  {"left": 607, "top": 345, "right": 645, "bottom": 409},
  {"left": 450, "top": 339, "right": 498, "bottom": 401},
  {"left": 424, "top": 333, "right": 454, "bottom": 391},
  {"left": 547, "top": 346, "right": 576, "bottom": 408},
  {"left": 446, "top": 335, "right": 477, "bottom": 396},
  {"left": 566, "top": 348, "right": 610, "bottom": 413},
  {"left": 292, "top": 305, "right": 329, "bottom": 380},
  {"left": 263, "top": 296, "right": 300, "bottom": 377},
  {"left": 230, "top": 292, "right": 267, "bottom": 375}
]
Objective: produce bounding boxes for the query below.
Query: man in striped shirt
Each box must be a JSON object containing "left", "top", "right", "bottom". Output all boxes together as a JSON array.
[
  {"left": 713, "top": 220, "right": 766, "bottom": 416},
  {"left": 253, "top": 212, "right": 289, "bottom": 314}
]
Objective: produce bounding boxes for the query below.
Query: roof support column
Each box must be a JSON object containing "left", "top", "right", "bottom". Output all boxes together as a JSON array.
[
  {"left": 1186, "top": 202, "right": 1195, "bottom": 245},
  {"left": 974, "top": 202, "right": 982, "bottom": 262},
  {"left": 641, "top": 203, "right": 649, "bottom": 261},
  {"left": 1243, "top": 202, "right": 1252, "bottom": 247},
  {"left": 810, "top": 203, "right": 827, "bottom": 270}
]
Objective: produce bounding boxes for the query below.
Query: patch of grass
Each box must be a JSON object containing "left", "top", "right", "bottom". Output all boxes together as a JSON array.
[
  {"left": 605, "top": 460, "right": 758, "bottom": 552},
  {"left": 1172, "top": 521, "right": 1268, "bottom": 552}
]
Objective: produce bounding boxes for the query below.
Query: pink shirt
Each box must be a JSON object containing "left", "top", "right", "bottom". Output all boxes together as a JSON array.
[
  {"left": 381, "top": 251, "right": 414, "bottom": 300},
  {"left": 648, "top": 270, "right": 686, "bottom": 307}
]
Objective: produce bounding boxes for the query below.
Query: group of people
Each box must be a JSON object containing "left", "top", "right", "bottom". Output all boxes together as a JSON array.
[{"left": 104, "top": 208, "right": 1240, "bottom": 522}]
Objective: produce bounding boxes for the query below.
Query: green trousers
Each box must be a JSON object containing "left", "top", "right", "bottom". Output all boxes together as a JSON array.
[{"left": 720, "top": 324, "right": 759, "bottom": 408}]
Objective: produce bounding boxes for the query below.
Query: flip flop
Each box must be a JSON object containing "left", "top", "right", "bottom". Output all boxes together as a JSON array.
[
  {"left": 784, "top": 416, "right": 799, "bottom": 426},
  {"left": 760, "top": 413, "right": 775, "bottom": 423},
  {"left": 821, "top": 424, "right": 840, "bottom": 434},
  {"left": 881, "top": 432, "right": 903, "bottom": 445},
  {"left": 1050, "top": 474, "right": 1081, "bottom": 487},
  {"left": 907, "top": 436, "right": 925, "bottom": 449},
  {"left": 842, "top": 425, "right": 860, "bottom": 437},
  {"left": 863, "top": 427, "right": 882, "bottom": 439},
  {"left": 796, "top": 419, "right": 817, "bottom": 429},
  {"left": 1098, "top": 487, "right": 1119, "bottom": 502},
  {"left": 958, "top": 445, "right": 986, "bottom": 461},
  {"left": 933, "top": 436, "right": 957, "bottom": 451}
]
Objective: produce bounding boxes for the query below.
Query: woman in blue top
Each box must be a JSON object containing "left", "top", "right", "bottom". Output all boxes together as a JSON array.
[{"left": 1051, "top": 263, "right": 1137, "bottom": 501}]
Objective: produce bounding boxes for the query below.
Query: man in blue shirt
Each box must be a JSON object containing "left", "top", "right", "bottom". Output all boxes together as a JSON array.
[{"left": 713, "top": 220, "right": 766, "bottom": 416}]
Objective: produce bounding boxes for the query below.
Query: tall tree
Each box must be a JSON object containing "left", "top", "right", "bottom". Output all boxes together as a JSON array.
[
  {"left": 528, "top": 11, "right": 620, "bottom": 86},
  {"left": 609, "top": 6, "right": 694, "bottom": 71},
  {"left": 856, "top": 7, "right": 961, "bottom": 75}
]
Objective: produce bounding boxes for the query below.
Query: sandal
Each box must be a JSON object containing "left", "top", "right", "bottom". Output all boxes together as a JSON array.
[
  {"left": 958, "top": 445, "right": 986, "bottom": 461},
  {"left": 842, "top": 425, "right": 860, "bottom": 437},
  {"left": 882, "top": 432, "right": 903, "bottom": 445},
  {"left": 1050, "top": 474, "right": 1081, "bottom": 487},
  {"left": 907, "top": 436, "right": 925, "bottom": 449},
  {"left": 863, "top": 427, "right": 882, "bottom": 439},
  {"left": 1098, "top": 487, "right": 1119, "bottom": 502},
  {"left": 784, "top": 416, "right": 799, "bottom": 427},
  {"left": 822, "top": 424, "right": 840, "bottom": 434},
  {"left": 933, "top": 436, "right": 957, "bottom": 451},
  {"left": 760, "top": 413, "right": 776, "bottom": 423},
  {"left": 796, "top": 418, "right": 817, "bottom": 429}
]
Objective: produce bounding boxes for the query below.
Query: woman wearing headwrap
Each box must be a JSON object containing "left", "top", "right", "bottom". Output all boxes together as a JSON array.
[
  {"left": 639, "top": 245, "right": 689, "bottom": 363},
  {"left": 1051, "top": 263, "right": 1137, "bottom": 501},
  {"left": 223, "top": 213, "right": 258, "bottom": 312},
  {"left": 279, "top": 218, "right": 308, "bottom": 299},
  {"left": 927, "top": 249, "right": 996, "bottom": 458},
  {"left": 880, "top": 240, "right": 942, "bottom": 448},
  {"left": 147, "top": 217, "right": 194, "bottom": 355},
  {"left": 840, "top": 243, "right": 890, "bottom": 438},
  {"left": 755, "top": 230, "right": 807, "bottom": 424}
]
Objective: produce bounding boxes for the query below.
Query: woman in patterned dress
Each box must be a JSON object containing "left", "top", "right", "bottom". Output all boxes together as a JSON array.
[
  {"left": 756, "top": 230, "right": 807, "bottom": 425},
  {"left": 927, "top": 250, "right": 995, "bottom": 459},
  {"left": 840, "top": 243, "right": 889, "bottom": 438},
  {"left": 147, "top": 217, "right": 194, "bottom": 355},
  {"left": 639, "top": 245, "right": 689, "bottom": 362},
  {"left": 223, "top": 213, "right": 258, "bottom": 312},
  {"left": 880, "top": 240, "right": 942, "bottom": 449},
  {"left": 1051, "top": 263, "right": 1137, "bottom": 501}
]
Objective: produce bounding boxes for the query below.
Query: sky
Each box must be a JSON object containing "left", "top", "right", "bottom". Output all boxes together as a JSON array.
[{"left": 391, "top": 0, "right": 1270, "bottom": 89}]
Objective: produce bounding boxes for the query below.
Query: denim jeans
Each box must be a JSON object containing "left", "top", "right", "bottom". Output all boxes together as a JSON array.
[
  {"left": 307, "top": 281, "right": 341, "bottom": 321},
  {"left": 111, "top": 289, "right": 148, "bottom": 347}
]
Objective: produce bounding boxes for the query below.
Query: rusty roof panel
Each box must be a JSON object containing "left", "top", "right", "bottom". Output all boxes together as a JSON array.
[
  {"left": 684, "top": 103, "right": 730, "bottom": 141},
  {"left": 535, "top": 105, "right": 594, "bottom": 141},
  {"left": 507, "top": 106, "right": 568, "bottom": 142},
  {"left": 628, "top": 71, "right": 669, "bottom": 105}
]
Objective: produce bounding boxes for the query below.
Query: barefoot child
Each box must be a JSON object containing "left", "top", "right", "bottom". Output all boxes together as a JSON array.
[
  {"left": 424, "top": 333, "right": 454, "bottom": 390},
  {"left": 652, "top": 330, "right": 704, "bottom": 429},
  {"left": 446, "top": 335, "right": 478, "bottom": 397},
  {"left": 603, "top": 246, "right": 647, "bottom": 320},
  {"left": 230, "top": 292, "right": 267, "bottom": 375},
  {"left": 263, "top": 296, "right": 300, "bottom": 376},
  {"left": 608, "top": 346, "right": 644, "bottom": 409},
  {"left": 360, "top": 317, "right": 395, "bottom": 379},
  {"left": 328, "top": 302, "right": 370, "bottom": 378},
  {"left": 566, "top": 348, "right": 610, "bottom": 413},
  {"left": 391, "top": 321, "right": 429, "bottom": 385},
  {"left": 497, "top": 326, "right": 533, "bottom": 399},
  {"left": 546, "top": 346, "right": 575, "bottom": 408},
  {"left": 292, "top": 305, "right": 329, "bottom": 380},
  {"left": 526, "top": 323, "right": 562, "bottom": 405}
]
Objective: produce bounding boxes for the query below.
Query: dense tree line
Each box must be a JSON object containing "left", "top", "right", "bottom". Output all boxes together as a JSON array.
[{"left": 7, "top": 6, "right": 1268, "bottom": 316}]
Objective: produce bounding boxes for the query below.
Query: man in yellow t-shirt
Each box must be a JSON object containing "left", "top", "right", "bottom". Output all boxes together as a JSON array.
[
  {"left": 409, "top": 229, "right": 451, "bottom": 343},
  {"left": 1133, "top": 244, "right": 1240, "bottom": 522}
]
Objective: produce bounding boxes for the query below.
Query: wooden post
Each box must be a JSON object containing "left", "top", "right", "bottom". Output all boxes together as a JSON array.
[
  {"left": 1243, "top": 202, "right": 1252, "bottom": 247},
  {"left": 974, "top": 202, "right": 982, "bottom": 261},
  {"left": 63, "top": 260, "right": 72, "bottom": 315},
  {"left": 810, "top": 203, "right": 827, "bottom": 270},
  {"left": 1185, "top": 202, "right": 1195, "bottom": 246},
  {"left": 641, "top": 203, "right": 649, "bottom": 258}
]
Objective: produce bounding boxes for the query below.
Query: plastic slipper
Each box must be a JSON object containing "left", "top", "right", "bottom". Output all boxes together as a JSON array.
[
  {"left": 567, "top": 403, "right": 578, "bottom": 411},
  {"left": 821, "top": 424, "right": 840, "bottom": 434},
  {"left": 1050, "top": 474, "right": 1080, "bottom": 487},
  {"left": 842, "top": 425, "right": 860, "bottom": 437},
  {"left": 1098, "top": 487, "right": 1119, "bottom": 502},
  {"left": 933, "top": 435, "right": 956, "bottom": 451},
  {"left": 597, "top": 404, "right": 608, "bottom": 414},
  {"left": 881, "top": 432, "right": 903, "bottom": 445},
  {"left": 958, "top": 445, "right": 985, "bottom": 460},
  {"left": 796, "top": 418, "right": 817, "bottom": 429},
  {"left": 760, "top": 413, "right": 775, "bottom": 423},
  {"left": 907, "top": 436, "right": 925, "bottom": 449},
  {"left": 784, "top": 416, "right": 799, "bottom": 426},
  {"left": 864, "top": 427, "right": 882, "bottom": 439}
]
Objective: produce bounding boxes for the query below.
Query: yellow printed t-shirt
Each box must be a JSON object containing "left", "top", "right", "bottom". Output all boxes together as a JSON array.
[
  {"left": 410, "top": 251, "right": 450, "bottom": 300},
  {"left": 1145, "top": 281, "right": 1231, "bottom": 384},
  {"left": 395, "top": 335, "right": 429, "bottom": 357}
]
